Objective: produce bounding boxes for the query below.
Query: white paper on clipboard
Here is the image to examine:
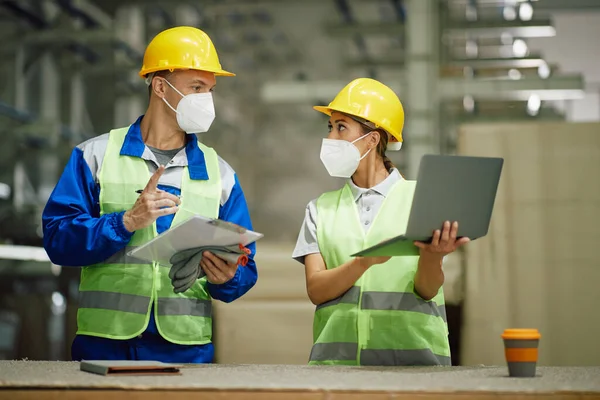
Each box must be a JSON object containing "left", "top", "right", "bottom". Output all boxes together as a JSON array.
[{"left": 127, "top": 215, "right": 263, "bottom": 266}]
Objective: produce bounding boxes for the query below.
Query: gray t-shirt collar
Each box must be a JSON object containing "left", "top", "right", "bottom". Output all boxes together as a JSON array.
[{"left": 346, "top": 168, "right": 404, "bottom": 202}]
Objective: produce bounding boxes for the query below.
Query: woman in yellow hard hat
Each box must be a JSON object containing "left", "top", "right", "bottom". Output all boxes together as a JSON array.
[{"left": 292, "top": 78, "right": 469, "bottom": 366}]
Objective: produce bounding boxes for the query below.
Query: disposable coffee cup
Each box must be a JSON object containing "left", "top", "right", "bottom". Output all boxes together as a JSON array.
[{"left": 501, "top": 328, "right": 541, "bottom": 378}]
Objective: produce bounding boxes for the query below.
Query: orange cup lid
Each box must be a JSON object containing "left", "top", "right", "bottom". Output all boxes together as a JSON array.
[{"left": 501, "top": 328, "right": 541, "bottom": 340}]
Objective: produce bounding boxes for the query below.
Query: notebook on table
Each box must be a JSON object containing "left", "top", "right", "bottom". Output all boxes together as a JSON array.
[{"left": 80, "top": 360, "right": 183, "bottom": 376}]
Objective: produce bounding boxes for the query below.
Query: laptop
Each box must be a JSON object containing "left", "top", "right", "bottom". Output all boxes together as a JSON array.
[{"left": 351, "top": 154, "right": 504, "bottom": 257}]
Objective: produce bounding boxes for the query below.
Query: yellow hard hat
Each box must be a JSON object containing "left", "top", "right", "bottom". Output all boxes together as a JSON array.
[
  {"left": 313, "top": 78, "right": 404, "bottom": 142},
  {"left": 139, "top": 26, "right": 235, "bottom": 78}
]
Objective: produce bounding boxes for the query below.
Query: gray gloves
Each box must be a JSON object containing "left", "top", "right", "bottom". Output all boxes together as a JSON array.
[
  {"left": 168, "top": 248, "right": 206, "bottom": 293},
  {"left": 168, "top": 245, "right": 250, "bottom": 293}
]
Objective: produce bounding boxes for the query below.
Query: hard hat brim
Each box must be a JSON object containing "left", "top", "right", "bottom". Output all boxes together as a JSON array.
[
  {"left": 314, "top": 105, "right": 368, "bottom": 121},
  {"left": 313, "top": 106, "right": 333, "bottom": 116},
  {"left": 314, "top": 105, "right": 373, "bottom": 125},
  {"left": 313, "top": 105, "right": 403, "bottom": 143},
  {"left": 139, "top": 65, "right": 236, "bottom": 78}
]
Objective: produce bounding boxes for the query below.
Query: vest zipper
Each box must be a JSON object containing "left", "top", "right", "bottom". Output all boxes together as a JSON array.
[
  {"left": 356, "top": 249, "right": 370, "bottom": 365},
  {"left": 151, "top": 261, "right": 158, "bottom": 325}
]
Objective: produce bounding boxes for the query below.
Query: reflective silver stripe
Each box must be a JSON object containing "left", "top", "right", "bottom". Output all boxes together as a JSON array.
[
  {"left": 361, "top": 291, "right": 447, "bottom": 321},
  {"left": 309, "top": 342, "right": 358, "bottom": 362},
  {"left": 157, "top": 297, "right": 212, "bottom": 318},
  {"left": 316, "top": 286, "right": 361, "bottom": 311},
  {"left": 103, "top": 246, "right": 147, "bottom": 265},
  {"left": 439, "top": 304, "right": 447, "bottom": 322},
  {"left": 360, "top": 349, "right": 451, "bottom": 366},
  {"left": 79, "top": 291, "right": 150, "bottom": 314}
]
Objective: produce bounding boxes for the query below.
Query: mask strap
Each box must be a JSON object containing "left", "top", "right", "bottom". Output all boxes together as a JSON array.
[
  {"left": 350, "top": 132, "right": 371, "bottom": 145},
  {"left": 351, "top": 132, "right": 374, "bottom": 160},
  {"left": 359, "top": 147, "right": 372, "bottom": 161},
  {"left": 159, "top": 78, "right": 185, "bottom": 115},
  {"left": 162, "top": 97, "right": 178, "bottom": 114},
  {"left": 162, "top": 78, "right": 185, "bottom": 99}
]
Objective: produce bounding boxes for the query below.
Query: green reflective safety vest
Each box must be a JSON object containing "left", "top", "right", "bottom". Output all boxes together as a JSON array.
[
  {"left": 311, "top": 179, "right": 451, "bottom": 366},
  {"left": 77, "top": 127, "right": 221, "bottom": 345}
]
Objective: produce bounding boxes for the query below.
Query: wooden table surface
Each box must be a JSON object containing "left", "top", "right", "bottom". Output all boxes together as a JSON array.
[{"left": 0, "top": 361, "right": 599, "bottom": 400}]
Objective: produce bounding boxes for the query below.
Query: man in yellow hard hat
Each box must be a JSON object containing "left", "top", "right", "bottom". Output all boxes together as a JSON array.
[{"left": 42, "top": 27, "right": 257, "bottom": 363}]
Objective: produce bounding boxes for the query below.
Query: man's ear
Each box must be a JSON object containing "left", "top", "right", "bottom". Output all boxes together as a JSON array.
[{"left": 152, "top": 76, "right": 167, "bottom": 98}]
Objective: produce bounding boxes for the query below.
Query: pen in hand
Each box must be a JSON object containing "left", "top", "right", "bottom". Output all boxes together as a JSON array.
[{"left": 135, "top": 189, "right": 180, "bottom": 198}]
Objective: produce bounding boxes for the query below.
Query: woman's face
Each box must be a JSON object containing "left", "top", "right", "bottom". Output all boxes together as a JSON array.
[
  {"left": 327, "top": 112, "right": 363, "bottom": 142},
  {"left": 327, "top": 112, "right": 379, "bottom": 156}
]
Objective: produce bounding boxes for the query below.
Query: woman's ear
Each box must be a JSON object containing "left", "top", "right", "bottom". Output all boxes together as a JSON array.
[{"left": 369, "top": 130, "right": 381, "bottom": 149}]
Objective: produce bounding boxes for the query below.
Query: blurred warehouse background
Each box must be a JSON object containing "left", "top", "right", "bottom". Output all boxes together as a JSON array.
[{"left": 0, "top": 0, "right": 599, "bottom": 366}]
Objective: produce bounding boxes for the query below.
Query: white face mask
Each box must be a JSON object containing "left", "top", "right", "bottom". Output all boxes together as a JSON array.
[
  {"left": 161, "top": 79, "right": 216, "bottom": 134},
  {"left": 387, "top": 141, "right": 403, "bottom": 151},
  {"left": 320, "top": 133, "right": 372, "bottom": 178}
]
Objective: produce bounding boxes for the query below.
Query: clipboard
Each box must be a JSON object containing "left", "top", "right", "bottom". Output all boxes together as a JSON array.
[{"left": 128, "top": 215, "right": 263, "bottom": 266}]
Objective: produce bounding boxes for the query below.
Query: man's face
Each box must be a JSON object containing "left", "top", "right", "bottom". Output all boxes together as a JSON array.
[{"left": 154, "top": 69, "right": 217, "bottom": 109}]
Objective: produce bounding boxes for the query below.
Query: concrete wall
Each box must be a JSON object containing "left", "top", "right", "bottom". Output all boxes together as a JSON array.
[{"left": 457, "top": 121, "right": 600, "bottom": 366}]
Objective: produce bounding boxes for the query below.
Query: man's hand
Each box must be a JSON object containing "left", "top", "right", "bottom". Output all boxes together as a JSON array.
[
  {"left": 414, "top": 221, "right": 470, "bottom": 257},
  {"left": 122, "top": 165, "right": 181, "bottom": 233},
  {"left": 200, "top": 251, "right": 238, "bottom": 284}
]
